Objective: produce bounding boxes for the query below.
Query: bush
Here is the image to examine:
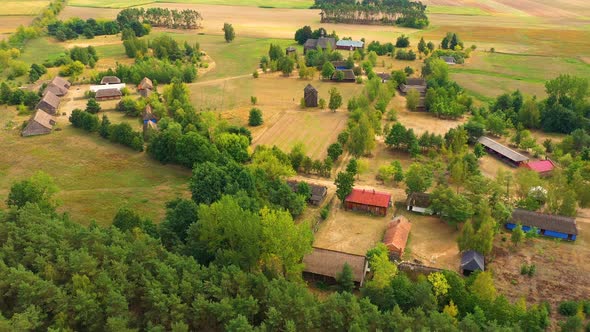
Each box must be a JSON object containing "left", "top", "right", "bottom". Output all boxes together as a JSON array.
[
  {"left": 558, "top": 301, "right": 579, "bottom": 316},
  {"left": 248, "top": 108, "right": 263, "bottom": 126},
  {"left": 320, "top": 206, "right": 329, "bottom": 220},
  {"left": 395, "top": 35, "right": 410, "bottom": 48},
  {"left": 252, "top": 70, "right": 259, "bottom": 78},
  {"left": 318, "top": 98, "right": 326, "bottom": 109},
  {"left": 69, "top": 109, "right": 99, "bottom": 132}
]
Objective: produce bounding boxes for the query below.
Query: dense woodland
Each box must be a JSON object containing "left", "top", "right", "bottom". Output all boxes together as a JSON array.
[{"left": 314, "top": 0, "right": 429, "bottom": 28}]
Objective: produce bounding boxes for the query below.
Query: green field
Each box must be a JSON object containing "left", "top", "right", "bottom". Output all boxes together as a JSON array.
[
  {"left": 0, "top": 108, "right": 190, "bottom": 226},
  {"left": 19, "top": 37, "right": 67, "bottom": 64},
  {"left": 69, "top": 0, "right": 314, "bottom": 9}
]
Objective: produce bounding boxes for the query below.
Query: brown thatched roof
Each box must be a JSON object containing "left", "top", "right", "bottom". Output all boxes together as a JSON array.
[
  {"left": 96, "top": 88, "right": 122, "bottom": 98},
  {"left": 377, "top": 73, "right": 391, "bottom": 80},
  {"left": 304, "top": 84, "right": 317, "bottom": 93},
  {"left": 286, "top": 180, "right": 327, "bottom": 203},
  {"left": 138, "top": 77, "right": 153, "bottom": 90},
  {"left": 406, "top": 192, "right": 431, "bottom": 207},
  {"left": 332, "top": 69, "right": 356, "bottom": 81},
  {"left": 383, "top": 216, "right": 411, "bottom": 255},
  {"left": 37, "top": 91, "right": 60, "bottom": 109},
  {"left": 51, "top": 76, "right": 71, "bottom": 89},
  {"left": 32, "top": 110, "right": 55, "bottom": 129},
  {"left": 304, "top": 37, "right": 336, "bottom": 50},
  {"left": 22, "top": 110, "right": 55, "bottom": 136},
  {"left": 478, "top": 136, "right": 529, "bottom": 163},
  {"left": 101, "top": 76, "right": 121, "bottom": 85},
  {"left": 303, "top": 247, "right": 368, "bottom": 284},
  {"left": 511, "top": 208, "right": 578, "bottom": 235},
  {"left": 406, "top": 77, "right": 426, "bottom": 85},
  {"left": 44, "top": 83, "right": 68, "bottom": 97}
]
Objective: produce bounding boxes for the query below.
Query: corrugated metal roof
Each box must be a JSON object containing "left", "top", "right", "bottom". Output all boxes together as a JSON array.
[
  {"left": 478, "top": 136, "right": 529, "bottom": 163},
  {"left": 336, "top": 40, "right": 364, "bottom": 48}
]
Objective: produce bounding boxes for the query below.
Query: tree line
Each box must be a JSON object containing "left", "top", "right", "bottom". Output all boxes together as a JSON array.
[
  {"left": 117, "top": 7, "right": 203, "bottom": 30},
  {"left": 315, "top": 0, "right": 429, "bottom": 28}
]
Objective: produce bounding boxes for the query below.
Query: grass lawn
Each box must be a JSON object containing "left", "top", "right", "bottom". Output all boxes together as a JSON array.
[
  {"left": 0, "top": 106, "right": 190, "bottom": 226},
  {"left": 0, "top": 1, "right": 49, "bottom": 16},
  {"left": 68, "top": 0, "right": 313, "bottom": 9},
  {"left": 19, "top": 37, "right": 67, "bottom": 65}
]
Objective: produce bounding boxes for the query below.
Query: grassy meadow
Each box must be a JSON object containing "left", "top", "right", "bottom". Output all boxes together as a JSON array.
[{"left": 68, "top": 0, "right": 314, "bottom": 9}]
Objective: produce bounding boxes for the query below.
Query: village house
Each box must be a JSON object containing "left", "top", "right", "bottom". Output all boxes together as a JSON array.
[
  {"left": 44, "top": 83, "right": 68, "bottom": 97},
  {"left": 461, "top": 250, "right": 484, "bottom": 276},
  {"left": 137, "top": 77, "right": 153, "bottom": 98},
  {"left": 406, "top": 192, "right": 432, "bottom": 214},
  {"left": 100, "top": 76, "right": 122, "bottom": 85},
  {"left": 477, "top": 136, "right": 529, "bottom": 166},
  {"left": 286, "top": 46, "right": 296, "bottom": 56},
  {"left": 303, "top": 247, "right": 369, "bottom": 286},
  {"left": 331, "top": 69, "right": 356, "bottom": 82},
  {"left": 507, "top": 208, "right": 578, "bottom": 241},
  {"left": 440, "top": 56, "right": 457, "bottom": 65},
  {"left": 303, "top": 37, "right": 336, "bottom": 54},
  {"left": 35, "top": 91, "right": 60, "bottom": 115},
  {"left": 336, "top": 39, "right": 364, "bottom": 51},
  {"left": 142, "top": 105, "right": 159, "bottom": 139},
  {"left": 344, "top": 188, "right": 391, "bottom": 216},
  {"left": 383, "top": 215, "right": 412, "bottom": 259},
  {"left": 22, "top": 110, "right": 55, "bottom": 137},
  {"left": 304, "top": 84, "right": 318, "bottom": 107},
  {"left": 286, "top": 180, "right": 328, "bottom": 205},
  {"left": 331, "top": 60, "right": 348, "bottom": 70},
  {"left": 377, "top": 73, "right": 391, "bottom": 83},
  {"left": 50, "top": 76, "right": 71, "bottom": 90},
  {"left": 95, "top": 88, "right": 122, "bottom": 101},
  {"left": 522, "top": 159, "right": 555, "bottom": 176},
  {"left": 399, "top": 78, "right": 427, "bottom": 111}
]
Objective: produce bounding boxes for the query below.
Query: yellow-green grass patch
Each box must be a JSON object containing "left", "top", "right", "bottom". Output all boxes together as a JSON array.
[
  {"left": 451, "top": 72, "right": 546, "bottom": 101},
  {"left": 427, "top": 5, "right": 490, "bottom": 16},
  {"left": 0, "top": 1, "right": 50, "bottom": 16},
  {"left": 19, "top": 37, "right": 67, "bottom": 65}
]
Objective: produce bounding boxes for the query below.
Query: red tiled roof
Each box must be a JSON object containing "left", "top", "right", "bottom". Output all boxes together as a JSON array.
[
  {"left": 523, "top": 160, "right": 555, "bottom": 173},
  {"left": 383, "top": 216, "right": 411, "bottom": 254},
  {"left": 345, "top": 188, "right": 391, "bottom": 208}
]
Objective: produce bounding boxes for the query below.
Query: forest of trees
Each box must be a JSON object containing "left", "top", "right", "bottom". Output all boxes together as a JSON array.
[
  {"left": 117, "top": 7, "right": 203, "bottom": 30},
  {"left": 314, "top": 0, "right": 429, "bottom": 28}
]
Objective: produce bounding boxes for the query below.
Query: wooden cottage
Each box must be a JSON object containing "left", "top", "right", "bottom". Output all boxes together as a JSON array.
[
  {"left": 100, "top": 76, "right": 121, "bottom": 85},
  {"left": 461, "top": 250, "right": 484, "bottom": 276},
  {"left": 507, "top": 209, "right": 578, "bottom": 241},
  {"left": 286, "top": 180, "right": 328, "bottom": 205},
  {"left": 44, "top": 82, "right": 68, "bottom": 97},
  {"left": 522, "top": 159, "right": 555, "bottom": 176},
  {"left": 50, "top": 76, "right": 71, "bottom": 90},
  {"left": 344, "top": 188, "right": 391, "bottom": 216},
  {"left": 35, "top": 91, "right": 60, "bottom": 115},
  {"left": 377, "top": 73, "right": 391, "bottom": 83},
  {"left": 303, "top": 37, "right": 336, "bottom": 54},
  {"left": 96, "top": 88, "right": 122, "bottom": 101},
  {"left": 399, "top": 78, "right": 427, "bottom": 111},
  {"left": 331, "top": 69, "right": 356, "bottom": 82},
  {"left": 22, "top": 110, "right": 55, "bottom": 137},
  {"left": 477, "top": 136, "right": 529, "bottom": 166},
  {"left": 440, "top": 56, "right": 456, "bottom": 65},
  {"left": 406, "top": 192, "right": 432, "bottom": 214},
  {"left": 137, "top": 77, "right": 153, "bottom": 97},
  {"left": 304, "top": 84, "right": 318, "bottom": 107},
  {"left": 383, "top": 216, "right": 412, "bottom": 259},
  {"left": 303, "top": 247, "right": 369, "bottom": 286},
  {"left": 336, "top": 39, "right": 364, "bottom": 51},
  {"left": 286, "top": 46, "right": 296, "bottom": 56}
]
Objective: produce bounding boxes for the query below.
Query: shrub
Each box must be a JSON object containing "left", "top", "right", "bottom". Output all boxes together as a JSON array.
[
  {"left": 250, "top": 96, "right": 257, "bottom": 105},
  {"left": 320, "top": 206, "right": 329, "bottom": 220},
  {"left": 248, "top": 108, "right": 263, "bottom": 126},
  {"left": 318, "top": 98, "right": 326, "bottom": 109},
  {"left": 558, "top": 301, "right": 579, "bottom": 316},
  {"left": 252, "top": 70, "right": 259, "bottom": 78}
]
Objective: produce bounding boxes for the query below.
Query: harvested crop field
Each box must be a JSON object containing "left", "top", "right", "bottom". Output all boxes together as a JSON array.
[
  {"left": 253, "top": 110, "right": 348, "bottom": 160},
  {"left": 0, "top": 16, "right": 34, "bottom": 37},
  {"left": 68, "top": 0, "right": 313, "bottom": 9},
  {"left": 1, "top": 1, "right": 49, "bottom": 16}
]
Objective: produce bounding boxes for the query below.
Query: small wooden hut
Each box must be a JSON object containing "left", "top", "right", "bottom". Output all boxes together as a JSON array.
[
  {"left": 304, "top": 84, "right": 318, "bottom": 107},
  {"left": 22, "top": 110, "right": 55, "bottom": 137}
]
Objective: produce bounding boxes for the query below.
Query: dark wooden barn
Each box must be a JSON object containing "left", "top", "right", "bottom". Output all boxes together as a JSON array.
[
  {"left": 477, "top": 136, "right": 529, "bottom": 166},
  {"left": 406, "top": 192, "right": 432, "bottom": 214},
  {"left": 35, "top": 91, "right": 60, "bottom": 115},
  {"left": 50, "top": 76, "right": 71, "bottom": 90},
  {"left": 286, "top": 46, "right": 296, "bottom": 56},
  {"left": 344, "top": 188, "right": 391, "bottom": 216},
  {"left": 303, "top": 37, "right": 336, "bottom": 54},
  {"left": 303, "top": 247, "right": 369, "bottom": 286},
  {"left": 331, "top": 69, "right": 356, "bottom": 82},
  {"left": 399, "top": 78, "right": 427, "bottom": 111},
  {"left": 22, "top": 110, "right": 55, "bottom": 137},
  {"left": 304, "top": 84, "right": 318, "bottom": 107},
  {"left": 507, "top": 209, "right": 578, "bottom": 241},
  {"left": 461, "top": 250, "right": 484, "bottom": 276},
  {"left": 286, "top": 180, "right": 328, "bottom": 205},
  {"left": 44, "top": 83, "right": 68, "bottom": 97},
  {"left": 96, "top": 88, "right": 122, "bottom": 101}
]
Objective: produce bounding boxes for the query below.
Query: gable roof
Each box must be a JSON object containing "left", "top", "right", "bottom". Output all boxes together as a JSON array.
[
  {"left": 440, "top": 56, "right": 456, "bottom": 64},
  {"left": 377, "top": 73, "right": 391, "bottom": 80},
  {"left": 406, "top": 77, "right": 426, "bottom": 86},
  {"left": 33, "top": 110, "right": 56, "bottom": 129},
  {"left": 336, "top": 40, "right": 364, "bottom": 48},
  {"left": 303, "top": 247, "right": 368, "bottom": 284},
  {"left": 511, "top": 208, "right": 578, "bottom": 235},
  {"left": 304, "top": 84, "right": 317, "bottom": 93},
  {"left": 383, "top": 216, "right": 411, "bottom": 254},
  {"left": 44, "top": 83, "right": 68, "bottom": 97},
  {"left": 96, "top": 88, "right": 122, "bottom": 98},
  {"left": 332, "top": 69, "right": 356, "bottom": 81},
  {"left": 346, "top": 188, "right": 391, "bottom": 208},
  {"left": 477, "top": 136, "right": 529, "bottom": 163},
  {"left": 138, "top": 77, "right": 153, "bottom": 90},
  {"left": 51, "top": 76, "right": 70, "bottom": 89},
  {"left": 304, "top": 37, "right": 336, "bottom": 50},
  {"left": 143, "top": 105, "right": 157, "bottom": 121},
  {"left": 406, "top": 192, "right": 431, "bottom": 207},
  {"left": 461, "top": 250, "right": 484, "bottom": 271},
  {"left": 101, "top": 76, "right": 121, "bottom": 84},
  {"left": 523, "top": 160, "right": 555, "bottom": 173},
  {"left": 286, "top": 180, "right": 327, "bottom": 202},
  {"left": 286, "top": 46, "right": 296, "bottom": 52},
  {"left": 38, "top": 90, "right": 60, "bottom": 108}
]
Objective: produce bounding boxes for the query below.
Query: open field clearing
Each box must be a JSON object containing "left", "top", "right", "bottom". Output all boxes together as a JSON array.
[
  {"left": 253, "top": 110, "right": 348, "bottom": 160},
  {"left": 18, "top": 37, "right": 67, "bottom": 65},
  {"left": 491, "top": 221, "right": 590, "bottom": 308},
  {"left": 398, "top": 210, "right": 459, "bottom": 270},
  {"left": 0, "top": 1, "right": 50, "bottom": 16},
  {"left": 0, "top": 106, "right": 190, "bottom": 226},
  {"left": 0, "top": 16, "right": 34, "bottom": 39},
  {"left": 69, "top": 0, "right": 313, "bottom": 9},
  {"left": 451, "top": 72, "right": 546, "bottom": 102}
]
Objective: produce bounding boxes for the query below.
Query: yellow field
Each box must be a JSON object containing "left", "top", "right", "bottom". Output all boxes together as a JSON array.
[{"left": 1, "top": 1, "right": 50, "bottom": 16}]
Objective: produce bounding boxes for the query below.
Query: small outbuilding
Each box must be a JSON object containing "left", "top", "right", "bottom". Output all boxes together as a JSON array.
[
  {"left": 96, "top": 88, "right": 122, "bottom": 101},
  {"left": 399, "top": 78, "right": 427, "bottom": 95},
  {"left": 477, "top": 136, "right": 529, "bottom": 166},
  {"left": 440, "top": 56, "right": 456, "bottom": 65},
  {"left": 303, "top": 247, "right": 369, "bottom": 286},
  {"left": 287, "top": 180, "right": 328, "bottom": 205},
  {"left": 344, "top": 188, "right": 391, "bottom": 216},
  {"left": 383, "top": 215, "right": 412, "bottom": 259},
  {"left": 137, "top": 77, "right": 153, "bottom": 98},
  {"left": 304, "top": 84, "right": 318, "bottom": 107},
  {"left": 50, "top": 76, "right": 71, "bottom": 90},
  {"left": 522, "top": 159, "right": 555, "bottom": 176},
  {"left": 406, "top": 192, "right": 432, "bottom": 214},
  {"left": 377, "top": 73, "right": 391, "bottom": 83},
  {"left": 507, "top": 208, "right": 578, "bottom": 241},
  {"left": 461, "top": 250, "right": 484, "bottom": 276},
  {"left": 35, "top": 91, "right": 60, "bottom": 115},
  {"left": 331, "top": 69, "right": 356, "bottom": 82},
  {"left": 100, "top": 76, "right": 121, "bottom": 85},
  {"left": 44, "top": 82, "right": 68, "bottom": 97},
  {"left": 286, "top": 46, "right": 296, "bottom": 56},
  {"left": 22, "top": 110, "right": 55, "bottom": 137},
  {"left": 336, "top": 39, "right": 364, "bottom": 51},
  {"left": 303, "top": 37, "right": 336, "bottom": 54}
]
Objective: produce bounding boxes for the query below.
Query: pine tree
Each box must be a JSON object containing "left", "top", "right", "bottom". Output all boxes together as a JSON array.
[{"left": 336, "top": 263, "right": 355, "bottom": 292}]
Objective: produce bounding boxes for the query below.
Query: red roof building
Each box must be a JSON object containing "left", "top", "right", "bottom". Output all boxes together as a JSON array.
[
  {"left": 383, "top": 216, "right": 412, "bottom": 259},
  {"left": 523, "top": 160, "right": 555, "bottom": 176},
  {"left": 344, "top": 188, "right": 391, "bottom": 216}
]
